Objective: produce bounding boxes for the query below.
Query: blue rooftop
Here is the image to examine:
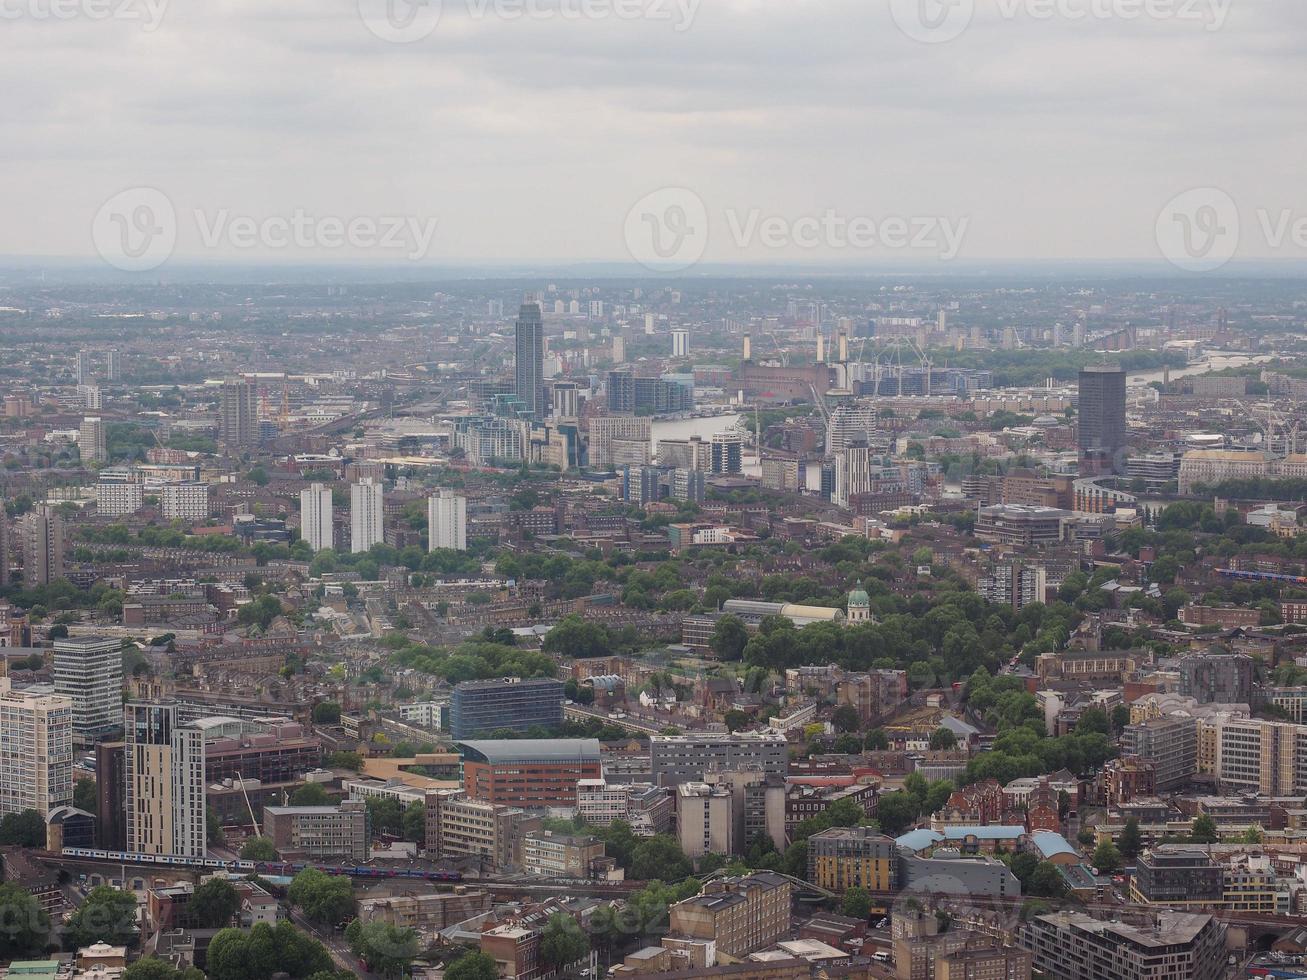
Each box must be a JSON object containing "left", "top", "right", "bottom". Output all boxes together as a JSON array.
[{"left": 1031, "top": 830, "right": 1079, "bottom": 860}]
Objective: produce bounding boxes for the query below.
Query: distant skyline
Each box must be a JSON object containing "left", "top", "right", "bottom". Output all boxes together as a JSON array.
[{"left": 2, "top": 0, "right": 1301, "bottom": 269}]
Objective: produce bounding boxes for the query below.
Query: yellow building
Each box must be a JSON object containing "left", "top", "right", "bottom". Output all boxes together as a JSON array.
[{"left": 806, "top": 826, "right": 897, "bottom": 893}]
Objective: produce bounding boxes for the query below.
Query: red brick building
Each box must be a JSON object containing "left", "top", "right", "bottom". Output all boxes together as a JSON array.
[{"left": 459, "top": 739, "right": 601, "bottom": 808}]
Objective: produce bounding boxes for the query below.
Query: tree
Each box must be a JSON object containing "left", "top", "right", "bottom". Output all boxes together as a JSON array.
[
  {"left": 840, "top": 887, "right": 872, "bottom": 920},
  {"left": 539, "top": 913, "right": 590, "bottom": 971},
  {"left": 0, "top": 809, "right": 46, "bottom": 846},
  {"left": 403, "top": 801, "right": 426, "bottom": 843},
  {"left": 74, "top": 777, "right": 97, "bottom": 812},
  {"left": 287, "top": 868, "right": 355, "bottom": 925},
  {"left": 1026, "top": 862, "right": 1069, "bottom": 899},
  {"left": 710, "top": 615, "right": 749, "bottom": 661},
  {"left": 290, "top": 783, "right": 330, "bottom": 806},
  {"left": 928, "top": 727, "right": 957, "bottom": 750},
  {"left": 630, "top": 835, "right": 693, "bottom": 882},
  {"left": 312, "top": 701, "right": 342, "bottom": 724},
  {"left": 348, "top": 920, "right": 420, "bottom": 978},
  {"left": 0, "top": 882, "right": 49, "bottom": 958},
  {"left": 242, "top": 836, "right": 278, "bottom": 861},
  {"left": 65, "top": 885, "right": 138, "bottom": 949},
  {"left": 874, "top": 792, "right": 919, "bottom": 836},
  {"left": 1093, "top": 840, "right": 1123, "bottom": 875},
  {"left": 1119, "top": 818, "right": 1142, "bottom": 860},
  {"left": 123, "top": 959, "right": 193, "bottom": 980},
  {"left": 864, "top": 729, "right": 889, "bottom": 751},
  {"left": 1190, "top": 813, "right": 1219, "bottom": 844},
  {"left": 724, "top": 709, "right": 751, "bottom": 733},
  {"left": 206, "top": 922, "right": 333, "bottom": 980},
  {"left": 445, "top": 952, "right": 500, "bottom": 980},
  {"left": 188, "top": 878, "right": 241, "bottom": 928},
  {"left": 831, "top": 704, "right": 861, "bottom": 733},
  {"left": 326, "top": 750, "right": 364, "bottom": 771},
  {"left": 1010, "top": 852, "right": 1040, "bottom": 890}
]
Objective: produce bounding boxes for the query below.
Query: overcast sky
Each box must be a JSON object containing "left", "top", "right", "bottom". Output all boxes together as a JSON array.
[{"left": 2, "top": 0, "right": 1302, "bottom": 268}]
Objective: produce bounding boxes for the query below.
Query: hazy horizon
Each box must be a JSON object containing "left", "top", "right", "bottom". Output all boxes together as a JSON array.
[{"left": 3, "top": 0, "right": 1302, "bottom": 274}]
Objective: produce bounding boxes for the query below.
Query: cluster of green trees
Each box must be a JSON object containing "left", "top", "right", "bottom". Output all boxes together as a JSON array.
[
  {"left": 874, "top": 774, "right": 957, "bottom": 836},
  {"left": 387, "top": 635, "right": 556, "bottom": 685},
  {"left": 287, "top": 869, "right": 355, "bottom": 925},
  {"left": 344, "top": 919, "right": 421, "bottom": 977},
  {"left": 64, "top": 885, "right": 139, "bottom": 949},
  {"left": 206, "top": 922, "right": 341, "bottom": 980}
]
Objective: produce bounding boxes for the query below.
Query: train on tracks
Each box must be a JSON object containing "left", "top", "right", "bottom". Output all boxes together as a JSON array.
[{"left": 59, "top": 847, "right": 466, "bottom": 882}]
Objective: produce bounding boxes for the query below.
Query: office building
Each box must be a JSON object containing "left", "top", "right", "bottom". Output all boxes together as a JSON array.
[
  {"left": 522, "top": 830, "right": 606, "bottom": 878},
  {"left": 974, "top": 504, "right": 1069, "bottom": 548},
  {"left": 457, "top": 739, "right": 601, "bottom": 808},
  {"left": 651, "top": 732, "right": 788, "bottom": 787},
  {"left": 424, "top": 789, "right": 539, "bottom": 871},
  {"left": 21, "top": 505, "right": 64, "bottom": 586},
  {"left": 1121, "top": 715, "right": 1198, "bottom": 791},
  {"left": 264, "top": 799, "right": 368, "bottom": 863},
  {"left": 515, "top": 302, "right": 546, "bottom": 421},
  {"left": 552, "top": 381, "right": 580, "bottom": 419},
  {"left": 575, "top": 780, "right": 673, "bottom": 837},
  {"left": 588, "top": 416, "right": 651, "bottom": 470},
  {"left": 79, "top": 417, "right": 107, "bottom": 464},
  {"left": 1130, "top": 846, "right": 1223, "bottom": 907},
  {"left": 671, "top": 468, "right": 706, "bottom": 504},
  {"left": 1178, "top": 652, "right": 1255, "bottom": 705},
  {"left": 1078, "top": 364, "right": 1127, "bottom": 476},
  {"left": 52, "top": 635, "right": 123, "bottom": 745},
  {"left": 1023, "top": 910, "right": 1225, "bottom": 980},
  {"left": 711, "top": 431, "right": 743, "bottom": 475},
  {"left": 105, "top": 350, "right": 120, "bottom": 382},
  {"left": 450, "top": 677, "right": 564, "bottom": 738},
  {"left": 160, "top": 482, "right": 210, "bottom": 523},
  {"left": 299, "top": 482, "right": 334, "bottom": 553},
  {"left": 806, "top": 826, "right": 897, "bottom": 893},
  {"left": 219, "top": 378, "right": 259, "bottom": 448},
  {"left": 677, "top": 782, "right": 735, "bottom": 858},
  {"left": 668, "top": 873, "right": 792, "bottom": 957},
  {"left": 671, "top": 329, "right": 689, "bottom": 358},
  {"left": 428, "top": 489, "right": 467, "bottom": 552},
  {"left": 124, "top": 702, "right": 210, "bottom": 858},
  {"left": 937, "top": 947, "right": 1033, "bottom": 980},
  {"left": 1216, "top": 718, "right": 1307, "bottom": 796},
  {"left": 96, "top": 481, "right": 144, "bottom": 517},
  {"left": 607, "top": 371, "right": 694, "bottom": 415},
  {"left": 0, "top": 679, "right": 73, "bottom": 818},
  {"left": 350, "top": 478, "right": 384, "bottom": 554}
]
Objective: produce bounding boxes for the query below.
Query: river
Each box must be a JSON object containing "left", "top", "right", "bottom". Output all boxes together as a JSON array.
[{"left": 1129, "top": 352, "right": 1279, "bottom": 386}]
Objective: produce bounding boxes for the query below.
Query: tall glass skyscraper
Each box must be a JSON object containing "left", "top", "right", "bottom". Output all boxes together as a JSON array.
[{"left": 514, "top": 302, "right": 545, "bottom": 421}]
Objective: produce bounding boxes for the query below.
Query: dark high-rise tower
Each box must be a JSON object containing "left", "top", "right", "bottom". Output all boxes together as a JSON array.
[
  {"left": 514, "top": 302, "right": 545, "bottom": 421},
  {"left": 1078, "top": 364, "right": 1127, "bottom": 476},
  {"left": 219, "top": 378, "right": 258, "bottom": 448}
]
